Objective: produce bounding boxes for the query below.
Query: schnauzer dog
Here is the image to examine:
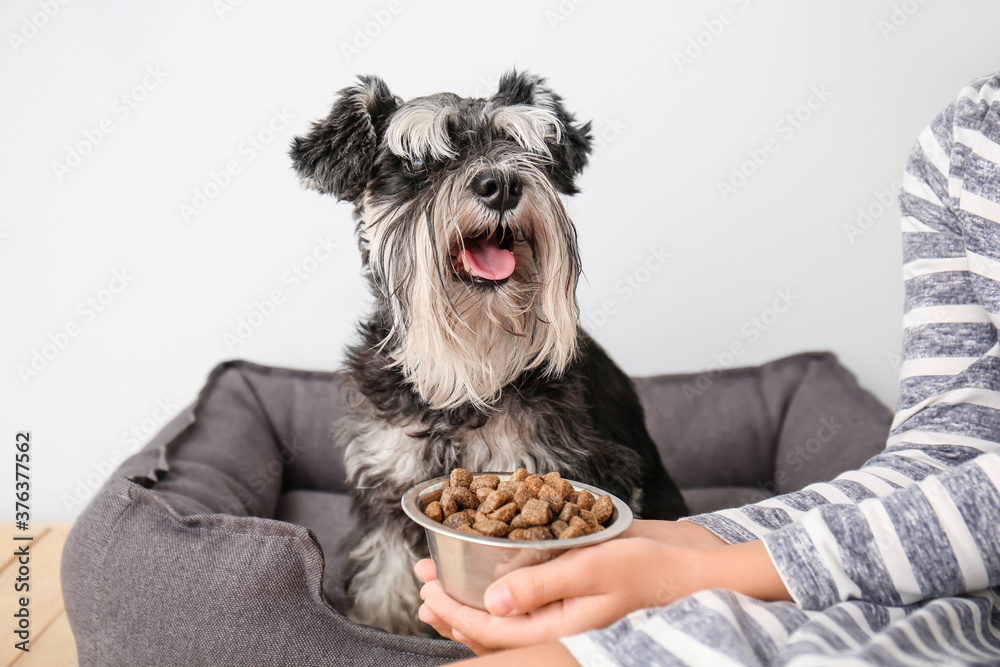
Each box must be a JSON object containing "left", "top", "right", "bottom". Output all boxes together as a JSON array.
[{"left": 290, "top": 71, "right": 687, "bottom": 636}]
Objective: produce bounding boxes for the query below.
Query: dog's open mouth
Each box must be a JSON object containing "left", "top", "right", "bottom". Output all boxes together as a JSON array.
[{"left": 451, "top": 223, "right": 516, "bottom": 284}]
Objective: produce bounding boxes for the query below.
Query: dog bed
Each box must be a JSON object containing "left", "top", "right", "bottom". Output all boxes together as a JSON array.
[{"left": 62, "top": 351, "right": 891, "bottom": 666}]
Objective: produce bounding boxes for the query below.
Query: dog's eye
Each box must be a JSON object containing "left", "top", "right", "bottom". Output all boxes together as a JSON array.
[{"left": 403, "top": 158, "right": 427, "bottom": 175}]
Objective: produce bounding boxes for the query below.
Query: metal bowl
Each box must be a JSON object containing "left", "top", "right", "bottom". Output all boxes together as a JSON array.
[{"left": 401, "top": 472, "right": 633, "bottom": 610}]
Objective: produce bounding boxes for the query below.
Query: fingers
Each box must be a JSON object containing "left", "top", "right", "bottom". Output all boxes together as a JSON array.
[
  {"left": 418, "top": 587, "right": 493, "bottom": 655},
  {"left": 421, "top": 580, "right": 513, "bottom": 648},
  {"left": 417, "top": 602, "right": 443, "bottom": 628},
  {"left": 484, "top": 546, "right": 604, "bottom": 616},
  {"left": 414, "top": 558, "right": 438, "bottom": 582}
]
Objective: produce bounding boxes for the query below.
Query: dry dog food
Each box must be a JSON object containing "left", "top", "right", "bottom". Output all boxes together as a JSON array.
[{"left": 420, "top": 468, "right": 616, "bottom": 540}]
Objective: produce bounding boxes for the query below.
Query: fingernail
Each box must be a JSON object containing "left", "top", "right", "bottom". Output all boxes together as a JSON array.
[{"left": 485, "top": 584, "right": 514, "bottom": 616}]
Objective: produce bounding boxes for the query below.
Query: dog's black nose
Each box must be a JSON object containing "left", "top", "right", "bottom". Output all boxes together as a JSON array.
[{"left": 471, "top": 171, "right": 522, "bottom": 212}]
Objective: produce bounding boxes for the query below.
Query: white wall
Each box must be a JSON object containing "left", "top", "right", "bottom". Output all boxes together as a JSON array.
[{"left": 4, "top": 0, "right": 999, "bottom": 520}]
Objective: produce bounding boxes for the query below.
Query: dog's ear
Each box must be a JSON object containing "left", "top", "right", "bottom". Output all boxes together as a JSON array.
[
  {"left": 495, "top": 70, "right": 593, "bottom": 192},
  {"left": 290, "top": 76, "right": 400, "bottom": 201}
]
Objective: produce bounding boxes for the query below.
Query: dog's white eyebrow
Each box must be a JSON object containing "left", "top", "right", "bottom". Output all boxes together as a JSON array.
[
  {"left": 386, "top": 99, "right": 564, "bottom": 162},
  {"left": 489, "top": 104, "right": 562, "bottom": 155},
  {"left": 386, "top": 100, "right": 458, "bottom": 161}
]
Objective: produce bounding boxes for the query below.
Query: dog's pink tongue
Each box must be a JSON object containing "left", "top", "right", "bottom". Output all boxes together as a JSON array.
[{"left": 461, "top": 236, "right": 515, "bottom": 280}]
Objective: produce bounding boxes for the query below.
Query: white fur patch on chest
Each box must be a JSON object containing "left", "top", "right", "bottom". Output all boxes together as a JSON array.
[{"left": 342, "top": 410, "right": 561, "bottom": 491}]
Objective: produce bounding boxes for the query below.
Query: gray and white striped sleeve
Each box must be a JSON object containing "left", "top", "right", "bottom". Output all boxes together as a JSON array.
[
  {"left": 759, "top": 73, "right": 1000, "bottom": 610},
  {"left": 685, "top": 73, "right": 1000, "bottom": 550},
  {"left": 561, "top": 72, "right": 1000, "bottom": 666}
]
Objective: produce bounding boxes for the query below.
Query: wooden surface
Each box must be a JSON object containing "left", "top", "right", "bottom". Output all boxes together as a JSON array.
[{"left": 1, "top": 523, "right": 77, "bottom": 667}]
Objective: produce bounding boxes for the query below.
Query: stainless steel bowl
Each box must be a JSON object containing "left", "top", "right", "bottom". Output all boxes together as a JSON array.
[{"left": 401, "top": 473, "right": 634, "bottom": 610}]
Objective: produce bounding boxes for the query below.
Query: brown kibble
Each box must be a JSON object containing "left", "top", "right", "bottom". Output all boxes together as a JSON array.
[
  {"left": 538, "top": 484, "right": 565, "bottom": 514},
  {"left": 558, "top": 502, "right": 579, "bottom": 523},
  {"left": 592, "top": 495, "right": 613, "bottom": 523},
  {"left": 440, "top": 490, "right": 458, "bottom": 517},
  {"left": 557, "top": 525, "right": 584, "bottom": 539},
  {"left": 524, "top": 475, "right": 544, "bottom": 493},
  {"left": 433, "top": 468, "right": 616, "bottom": 542},
  {"left": 470, "top": 474, "right": 500, "bottom": 491},
  {"left": 474, "top": 518, "right": 512, "bottom": 537},
  {"left": 449, "top": 486, "right": 480, "bottom": 510},
  {"left": 479, "top": 488, "right": 513, "bottom": 514},
  {"left": 510, "top": 468, "right": 530, "bottom": 482},
  {"left": 488, "top": 502, "right": 519, "bottom": 523},
  {"left": 574, "top": 489, "right": 595, "bottom": 511},
  {"left": 502, "top": 481, "right": 525, "bottom": 499},
  {"left": 421, "top": 488, "right": 444, "bottom": 504},
  {"left": 423, "top": 501, "right": 444, "bottom": 523},
  {"left": 522, "top": 526, "right": 553, "bottom": 540},
  {"left": 450, "top": 468, "right": 473, "bottom": 488},
  {"left": 513, "top": 485, "right": 536, "bottom": 509},
  {"left": 443, "top": 511, "right": 473, "bottom": 529},
  {"left": 578, "top": 509, "right": 599, "bottom": 530},
  {"left": 519, "top": 498, "right": 552, "bottom": 526},
  {"left": 569, "top": 515, "right": 592, "bottom": 535}
]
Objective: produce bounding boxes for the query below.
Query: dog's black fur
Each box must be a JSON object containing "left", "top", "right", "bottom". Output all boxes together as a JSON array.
[{"left": 290, "top": 71, "right": 687, "bottom": 635}]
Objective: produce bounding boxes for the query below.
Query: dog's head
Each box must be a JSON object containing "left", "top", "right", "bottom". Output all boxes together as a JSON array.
[{"left": 291, "top": 71, "right": 593, "bottom": 410}]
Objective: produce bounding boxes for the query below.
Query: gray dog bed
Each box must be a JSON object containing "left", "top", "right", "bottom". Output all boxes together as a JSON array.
[{"left": 62, "top": 352, "right": 891, "bottom": 666}]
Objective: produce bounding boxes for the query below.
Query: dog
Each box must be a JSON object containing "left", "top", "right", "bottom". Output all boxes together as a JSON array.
[{"left": 289, "top": 71, "right": 688, "bottom": 636}]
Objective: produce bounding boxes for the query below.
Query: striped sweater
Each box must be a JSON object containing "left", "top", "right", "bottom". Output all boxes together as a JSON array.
[{"left": 561, "top": 72, "right": 1000, "bottom": 666}]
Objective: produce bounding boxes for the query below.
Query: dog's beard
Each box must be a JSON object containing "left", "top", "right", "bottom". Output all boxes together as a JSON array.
[{"left": 361, "top": 161, "right": 580, "bottom": 411}]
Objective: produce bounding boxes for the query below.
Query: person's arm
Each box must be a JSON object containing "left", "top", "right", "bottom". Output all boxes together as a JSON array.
[
  {"left": 417, "top": 520, "right": 790, "bottom": 655},
  {"left": 446, "top": 642, "right": 578, "bottom": 667},
  {"left": 688, "top": 74, "right": 1000, "bottom": 546},
  {"left": 760, "top": 70, "right": 1000, "bottom": 604}
]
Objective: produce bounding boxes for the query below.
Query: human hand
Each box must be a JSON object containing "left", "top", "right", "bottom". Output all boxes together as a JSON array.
[
  {"left": 415, "top": 521, "right": 788, "bottom": 655},
  {"left": 624, "top": 518, "right": 729, "bottom": 549}
]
